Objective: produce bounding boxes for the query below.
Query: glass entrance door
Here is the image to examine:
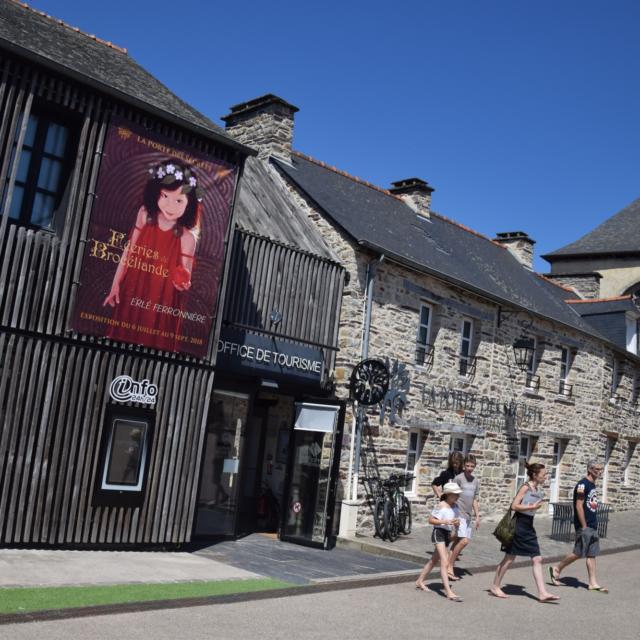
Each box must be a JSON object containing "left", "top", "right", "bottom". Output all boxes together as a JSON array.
[
  {"left": 194, "top": 390, "right": 249, "bottom": 537},
  {"left": 281, "top": 403, "right": 342, "bottom": 548}
]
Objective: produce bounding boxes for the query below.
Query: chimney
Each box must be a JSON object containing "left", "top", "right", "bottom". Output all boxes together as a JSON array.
[
  {"left": 221, "top": 94, "right": 299, "bottom": 163},
  {"left": 389, "top": 178, "right": 434, "bottom": 219},
  {"left": 494, "top": 231, "right": 535, "bottom": 270}
]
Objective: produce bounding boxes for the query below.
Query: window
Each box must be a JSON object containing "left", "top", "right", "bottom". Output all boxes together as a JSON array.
[
  {"left": 415, "top": 304, "right": 432, "bottom": 365},
  {"left": 625, "top": 315, "right": 640, "bottom": 355},
  {"left": 633, "top": 373, "right": 640, "bottom": 405},
  {"left": 602, "top": 436, "right": 616, "bottom": 502},
  {"left": 526, "top": 338, "right": 539, "bottom": 390},
  {"left": 515, "top": 435, "right": 536, "bottom": 488},
  {"left": 2, "top": 109, "right": 76, "bottom": 230},
  {"left": 610, "top": 359, "right": 622, "bottom": 400},
  {"left": 404, "top": 430, "right": 421, "bottom": 494},
  {"left": 93, "top": 405, "right": 155, "bottom": 508},
  {"left": 559, "top": 347, "right": 573, "bottom": 396},
  {"left": 449, "top": 434, "right": 473, "bottom": 455},
  {"left": 624, "top": 442, "right": 636, "bottom": 487},
  {"left": 459, "top": 318, "right": 474, "bottom": 376}
]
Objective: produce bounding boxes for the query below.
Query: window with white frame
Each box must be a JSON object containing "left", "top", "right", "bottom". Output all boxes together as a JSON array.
[
  {"left": 559, "top": 347, "right": 573, "bottom": 396},
  {"left": 624, "top": 442, "right": 636, "bottom": 486},
  {"left": 602, "top": 436, "right": 616, "bottom": 502},
  {"left": 526, "top": 338, "right": 539, "bottom": 390},
  {"left": 459, "top": 318, "right": 474, "bottom": 376},
  {"left": 415, "top": 304, "right": 432, "bottom": 365},
  {"left": 625, "top": 315, "right": 640, "bottom": 355},
  {"left": 449, "top": 434, "right": 473, "bottom": 455},
  {"left": 404, "top": 430, "right": 421, "bottom": 493},
  {"left": 515, "top": 435, "right": 536, "bottom": 488},
  {"left": 610, "top": 359, "right": 622, "bottom": 399}
]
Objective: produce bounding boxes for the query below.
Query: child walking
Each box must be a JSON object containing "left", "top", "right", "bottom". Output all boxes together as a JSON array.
[{"left": 415, "top": 481, "right": 464, "bottom": 602}]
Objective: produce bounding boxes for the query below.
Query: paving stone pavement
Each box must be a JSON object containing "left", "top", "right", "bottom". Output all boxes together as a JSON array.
[
  {"left": 338, "top": 509, "right": 640, "bottom": 570},
  {"left": 192, "top": 534, "right": 422, "bottom": 585}
]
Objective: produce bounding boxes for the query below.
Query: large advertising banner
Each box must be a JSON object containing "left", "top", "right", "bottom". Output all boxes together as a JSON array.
[{"left": 72, "top": 116, "right": 238, "bottom": 358}]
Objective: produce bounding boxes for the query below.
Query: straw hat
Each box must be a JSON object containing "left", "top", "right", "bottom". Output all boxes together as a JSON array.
[{"left": 442, "top": 481, "right": 463, "bottom": 496}]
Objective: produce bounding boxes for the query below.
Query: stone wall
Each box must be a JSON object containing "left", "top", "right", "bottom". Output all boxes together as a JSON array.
[
  {"left": 545, "top": 273, "right": 601, "bottom": 299},
  {"left": 268, "top": 163, "right": 640, "bottom": 534}
]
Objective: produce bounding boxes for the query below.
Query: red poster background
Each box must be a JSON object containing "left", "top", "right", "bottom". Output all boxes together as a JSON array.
[{"left": 71, "top": 116, "right": 238, "bottom": 358}]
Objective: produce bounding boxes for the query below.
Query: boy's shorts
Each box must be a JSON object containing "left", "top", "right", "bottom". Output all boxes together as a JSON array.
[
  {"left": 457, "top": 517, "right": 474, "bottom": 539},
  {"left": 573, "top": 527, "right": 600, "bottom": 557}
]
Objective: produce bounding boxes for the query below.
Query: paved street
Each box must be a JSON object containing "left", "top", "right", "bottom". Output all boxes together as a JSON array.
[{"left": 4, "top": 549, "right": 638, "bottom": 640}]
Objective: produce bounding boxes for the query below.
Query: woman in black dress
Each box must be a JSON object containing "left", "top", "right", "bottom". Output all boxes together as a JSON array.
[{"left": 490, "top": 462, "right": 560, "bottom": 602}]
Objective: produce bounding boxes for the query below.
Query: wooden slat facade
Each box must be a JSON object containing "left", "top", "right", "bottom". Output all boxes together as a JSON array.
[
  {"left": 0, "top": 52, "right": 239, "bottom": 546},
  {"left": 0, "top": 51, "right": 345, "bottom": 547}
]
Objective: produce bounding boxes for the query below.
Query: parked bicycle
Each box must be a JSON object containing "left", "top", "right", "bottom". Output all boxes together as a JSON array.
[{"left": 372, "top": 473, "right": 413, "bottom": 542}]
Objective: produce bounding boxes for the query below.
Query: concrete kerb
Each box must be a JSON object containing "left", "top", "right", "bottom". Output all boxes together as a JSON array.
[{"left": 2, "top": 544, "right": 639, "bottom": 626}]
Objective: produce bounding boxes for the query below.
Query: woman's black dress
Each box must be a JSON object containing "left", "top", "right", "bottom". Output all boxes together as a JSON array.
[{"left": 502, "top": 484, "right": 543, "bottom": 557}]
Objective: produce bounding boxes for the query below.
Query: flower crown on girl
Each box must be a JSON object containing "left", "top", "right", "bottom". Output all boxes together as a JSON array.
[{"left": 148, "top": 161, "right": 204, "bottom": 202}]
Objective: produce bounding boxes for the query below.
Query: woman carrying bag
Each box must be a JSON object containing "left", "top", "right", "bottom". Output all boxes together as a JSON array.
[{"left": 489, "top": 462, "right": 560, "bottom": 603}]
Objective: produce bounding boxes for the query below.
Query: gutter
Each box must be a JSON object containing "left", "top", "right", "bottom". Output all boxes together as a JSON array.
[
  {"left": 0, "top": 38, "right": 257, "bottom": 159},
  {"left": 348, "top": 253, "right": 384, "bottom": 502}
]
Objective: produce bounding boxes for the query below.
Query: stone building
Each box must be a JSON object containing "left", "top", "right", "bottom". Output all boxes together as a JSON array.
[
  {"left": 544, "top": 198, "right": 640, "bottom": 300},
  {"left": 221, "top": 94, "right": 640, "bottom": 533}
]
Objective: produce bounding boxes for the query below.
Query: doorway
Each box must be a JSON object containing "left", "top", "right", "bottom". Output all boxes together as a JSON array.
[{"left": 549, "top": 438, "right": 567, "bottom": 513}]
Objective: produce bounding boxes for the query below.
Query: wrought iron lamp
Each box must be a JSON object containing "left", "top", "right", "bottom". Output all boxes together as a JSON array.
[{"left": 512, "top": 338, "right": 535, "bottom": 372}]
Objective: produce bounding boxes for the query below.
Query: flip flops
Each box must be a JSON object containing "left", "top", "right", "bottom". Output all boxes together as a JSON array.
[
  {"left": 447, "top": 595, "right": 464, "bottom": 602},
  {"left": 588, "top": 586, "right": 609, "bottom": 594},
  {"left": 548, "top": 566, "right": 560, "bottom": 586}
]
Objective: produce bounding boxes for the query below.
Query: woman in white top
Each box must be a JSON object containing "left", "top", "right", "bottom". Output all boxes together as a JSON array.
[{"left": 415, "top": 482, "right": 463, "bottom": 602}]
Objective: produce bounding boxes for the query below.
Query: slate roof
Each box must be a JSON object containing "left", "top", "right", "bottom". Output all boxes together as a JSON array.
[
  {"left": 273, "top": 153, "right": 609, "bottom": 341},
  {"left": 234, "top": 157, "right": 337, "bottom": 261},
  {"left": 544, "top": 198, "right": 640, "bottom": 260},
  {"left": 0, "top": 1, "right": 250, "bottom": 155},
  {"left": 566, "top": 297, "right": 636, "bottom": 316}
]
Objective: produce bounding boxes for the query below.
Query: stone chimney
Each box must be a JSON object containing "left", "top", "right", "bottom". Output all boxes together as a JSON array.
[
  {"left": 494, "top": 231, "right": 535, "bottom": 270},
  {"left": 389, "top": 178, "right": 434, "bottom": 219},
  {"left": 221, "top": 94, "right": 299, "bottom": 163},
  {"left": 543, "top": 272, "right": 602, "bottom": 300}
]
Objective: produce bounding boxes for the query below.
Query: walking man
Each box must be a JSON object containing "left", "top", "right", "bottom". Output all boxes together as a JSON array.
[
  {"left": 448, "top": 454, "right": 480, "bottom": 579},
  {"left": 549, "top": 460, "right": 608, "bottom": 593}
]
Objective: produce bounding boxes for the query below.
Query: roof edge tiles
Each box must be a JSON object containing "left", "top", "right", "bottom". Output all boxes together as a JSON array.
[
  {"left": 12, "top": 1, "right": 127, "bottom": 53},
  {"left": 292, "top": 150, "right": 507, "bottom": 250},
  {"left": 566, "top": 295, "right": 632, "bottom": 305}
]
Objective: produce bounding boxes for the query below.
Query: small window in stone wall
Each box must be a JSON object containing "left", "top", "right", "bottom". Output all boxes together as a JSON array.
[
  {"left": 404, "top": 430, "right": 421, "bottom": 494},
  {"left": 623, "top": 441, "right": 636, "bottom": 486},
  {"left": 632, "top": 373, "right": 640, "bottom": 405},
  {"left": 449, "top": 434, "right": 473, "bottom": 455},
  {"left": 459, "top": 318, "right": 474, "bottom": 377},
  {"left": 415, "top": 304, "right": 433, "bottom": 366},
  {"left": 610, "top": 359, "right": 623, "bottom": 400},
  {"left": 559, "top": 347, "right": 573, "bottom": 397},
  {"left": 525, "top": 337, "right": 540, "bottom": 391}
]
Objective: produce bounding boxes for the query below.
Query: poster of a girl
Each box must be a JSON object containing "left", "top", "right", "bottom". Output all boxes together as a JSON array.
[
  {"left": 415, "top": 481, "right": 464, "bottom": 602},
  {"left": 103, "top": 158, "right": 202, "bottom": 351},
  {"left": 490, "top": 462, "right": 560, "bottom": 602}
]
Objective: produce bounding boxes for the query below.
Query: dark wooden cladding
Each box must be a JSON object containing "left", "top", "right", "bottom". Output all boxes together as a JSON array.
[
  {"left": 224, "top": 229, "right": 345, "bottom": 362},
  {"left": 0, "top": 332, "right": 212, "bottom": 545},
  {"left": 0, "top": 51, "right": 240, "bottom": 546}
]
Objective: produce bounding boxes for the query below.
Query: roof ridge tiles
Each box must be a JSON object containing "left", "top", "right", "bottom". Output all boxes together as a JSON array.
[
  {"left": 535, "top": 273, "right": 578, "bottom": 294},
  {"left": 12, "top": 1, "right": 128, "bottom": 54},
  {"left": 292, "top": 150, "right": 507, "bottom": 250},
  {"left": 566, "top": 295, "right": 632, "bottom": 305}
]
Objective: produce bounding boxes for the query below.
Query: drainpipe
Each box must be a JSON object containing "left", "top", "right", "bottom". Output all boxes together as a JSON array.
[{"left": 350, "top": 253, "right": 384, "bottom": 501}]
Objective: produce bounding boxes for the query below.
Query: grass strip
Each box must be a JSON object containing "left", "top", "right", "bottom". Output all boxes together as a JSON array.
[{"left": 0, "top": 578, "right": 293, "bottom": 614}]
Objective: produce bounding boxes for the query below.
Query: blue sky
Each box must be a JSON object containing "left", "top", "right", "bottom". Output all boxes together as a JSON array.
[{"left": 33, "top": 0, "right": 640, "bottom": 271}]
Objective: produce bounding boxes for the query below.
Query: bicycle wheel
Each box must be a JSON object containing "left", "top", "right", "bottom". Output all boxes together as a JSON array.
[
  {"left": 373, "top": 498, "right": 386, "bottom": 539},
  {"left": 400, "top": 496, "right": 412, "bottom": 535},
  {"left": 383, "top": 498, "right": 398, "bottom": 542}
]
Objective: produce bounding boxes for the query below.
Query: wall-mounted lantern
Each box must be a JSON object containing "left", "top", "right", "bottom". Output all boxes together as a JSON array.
[{"left": 512, "top": 338, "right": 535, "bottom": 372}]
